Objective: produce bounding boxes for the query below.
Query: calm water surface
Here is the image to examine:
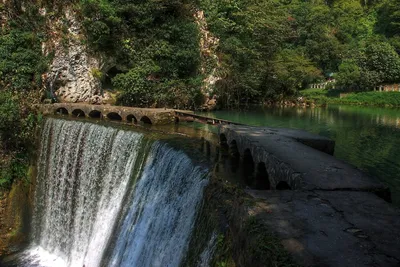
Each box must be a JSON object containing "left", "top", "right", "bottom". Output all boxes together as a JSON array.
[{"left": 200, "top": 105, "right": 400, "bottom": 205}]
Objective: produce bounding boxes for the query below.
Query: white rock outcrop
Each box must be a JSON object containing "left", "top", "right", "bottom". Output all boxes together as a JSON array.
[{"left": 43, "top": 8, "right": 110, "bottom": 104}]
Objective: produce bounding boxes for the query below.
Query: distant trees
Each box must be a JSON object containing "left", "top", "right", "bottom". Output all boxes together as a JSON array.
[
  {"left": 197, "top": 0, "right": 400, "bottom": 106},
  {"left": 2, "top": 0, "right": 400, "bottom": 111}
]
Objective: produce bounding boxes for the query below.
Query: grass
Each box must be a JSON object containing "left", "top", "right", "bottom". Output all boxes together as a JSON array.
[{"left": 299, "top": 88, "right": 400, "bottom": 107}]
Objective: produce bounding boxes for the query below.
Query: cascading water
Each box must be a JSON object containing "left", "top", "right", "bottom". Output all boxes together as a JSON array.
[
  {"left": 107, "top": 143, "right": 208, "bottom": 267},
  {"left": 3, "top": 118, "right": 209, "bottom": 267}
]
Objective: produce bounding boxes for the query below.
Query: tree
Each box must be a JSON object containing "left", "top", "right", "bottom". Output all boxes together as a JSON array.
[{"left": 336, "top": 60, "right": 361, "bottom": 90}]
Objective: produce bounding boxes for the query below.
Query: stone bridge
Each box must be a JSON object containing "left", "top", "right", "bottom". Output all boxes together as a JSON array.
[
  {"left": 39, "top": 103, "right": 179, "bottom": 125},
  {"left": 219, "top": 124, "right": 390, "bottom": 201}
]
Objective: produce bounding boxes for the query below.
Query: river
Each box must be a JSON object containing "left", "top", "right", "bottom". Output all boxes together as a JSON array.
[{"left": 199, "top": 104, "right": 400, "bottom": 205}]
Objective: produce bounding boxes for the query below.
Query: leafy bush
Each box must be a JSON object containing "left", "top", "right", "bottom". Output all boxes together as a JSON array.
[
  {"left": 80, "top": 0, "right": 202, "bottom": 108},
  {"left": 0, "top": 91, "right": 42, "bottom": 189},
  {"left": 0, "top": 30, "right": 48, "bottom": 91}
]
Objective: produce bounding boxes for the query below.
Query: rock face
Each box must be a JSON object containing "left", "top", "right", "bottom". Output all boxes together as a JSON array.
[
  {"left": 43, "top": 8, "right": 110, "bottom": 104},
  {"left": 194, "top": 10, "right": 220, "bottom": 110}
]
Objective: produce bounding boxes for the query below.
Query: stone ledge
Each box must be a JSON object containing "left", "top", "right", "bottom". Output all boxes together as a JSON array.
[{"left": 219, "top": 125, "right": 388, "bottom": 197}]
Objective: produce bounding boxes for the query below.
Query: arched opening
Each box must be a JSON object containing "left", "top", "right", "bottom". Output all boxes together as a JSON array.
[
  {"left": 107, "top": 112, "right": 122, "bottom": 121},
  {"left": 55, "top": 107, "right": 68, "bottom": 115},
  {"left": 127, "top": 114, "right": 137, "bottom": 124},
  {"left": 219, "top": 134, "right": 229, "bottom": 151},
  {"left": 243, "top": 149, "right": 255, "bottom": 186},
  {"left": 229, "top": 140, "right": 240, "bottom": 159},
  {"left": 72, "top": 109, "right": 85, "bottom": 117},
  {"left": 205, "top": 140, "right": 211, "bottom": 156},
  {"left": 255, "top": 162, "right": 270, "bottom": 190},
  {"left": 174, "top": 117, "right": 180, "bottom": 124},
  {"left": 276, "top": 181, "right": 291, "bottom": 190},
  {"left": 89, "top": 110, "right": 101, "bottom": 119},
  {"left": 140, "top": 116, "right": 152, "bottom": 125},
  {"left": 229, "top": 140, "right": 240, "bottom": 173}
]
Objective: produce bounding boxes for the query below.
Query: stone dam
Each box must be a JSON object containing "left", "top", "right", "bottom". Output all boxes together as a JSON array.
[{"left": 32, "top": 104, "right": 400, "bottom": 266}]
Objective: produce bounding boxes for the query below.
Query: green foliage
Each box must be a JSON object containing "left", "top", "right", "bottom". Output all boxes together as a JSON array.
[
  {"left": 0, "top": 30, "right": 48, "bottom": 91},
  {"left": 0, "top": 92, "right": 21, "bottom": 145},
  {"left": 300, "top": 89, "right": 400, "bottom": 107},
  {"left": 243, "top": 216, "right": 298, "bottom": 267},
  {"left": 80, "top": 0, "right": 202, "bottom": 108},
  {"left": 0, "top": 91, "right": 42, "bottom": 189},
  {"left": 337, "top": 60, "right": 361, "bottom": 90},
  {"left": 272, "top": 48, "right": 322, "bottom": 96},
  {"left": 200, "top": 0, "right": 293, "bottom": 107},
  {"left": 0, "top": 1, "right": 48, "bottom": 91},
  {"left": 113, "top": 62, "right": 160, "bottom": 107},
  {"left": 338, "top": 91, "right": 400, "bottom": 106},
  {"left": 91, "top": 68, "right": 104, "bottom": 80},
  {"left": 0, "top": 2, "right": 47, "bottom": 189}
]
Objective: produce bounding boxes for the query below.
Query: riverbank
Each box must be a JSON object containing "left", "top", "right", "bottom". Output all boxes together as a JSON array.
[{"left": 299, "top": 89, "right": 400, "bottom": 107}]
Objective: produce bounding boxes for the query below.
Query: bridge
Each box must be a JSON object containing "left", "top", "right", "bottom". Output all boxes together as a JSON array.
[
  {"left": 219, "top": 124, "right": 389, "bottom": 199},
  {"left": 38, "top": 103, "right": 242, "bottom": 126},
  {"left": 39, "top": 103, "right": 179, "bottom": 125}
]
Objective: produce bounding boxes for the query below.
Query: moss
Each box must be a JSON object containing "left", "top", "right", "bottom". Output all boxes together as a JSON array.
[
  {"left": 241, "top": 216, "right": 298, "bottom": 267},
  {"left": 0, "top": 180, "right": 32, "bottom": 256},
  {"left": 184, "top": 172, "right": 297, "bottom": 267},
  {"left": 91, "top": 68, "right": 104, "bottom": 80}
]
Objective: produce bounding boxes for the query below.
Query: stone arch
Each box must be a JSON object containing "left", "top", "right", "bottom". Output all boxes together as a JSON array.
[
  {"left": 89, "top": 110, "right": 101, "bottom": 119},
  {"left": 255, "top": 162, "right": 270, "bottom": 190},
  {"left": 72, "top": 109, "right": 85, "bottom": 117},
  {"left": 229, "top": 140, "right": 240, "bottom": 159},
  {"left": 276, "top": 181, "right": 291, "bottom": 190},
  {"left": 126, "top": 114, "right": 138, "bottom": 124},
  {"left": 228, "top": 140, "right": 240, "bottom": 173},
  {"left": 140, "top": 116, "right": 152, "bottom": 125},
  {"left": 205, "top": 140, "right": 211, "bottom": 156},
  {"left": 220, "top": 134, "right": 228, "bottom": 151},
  {"left": 55, "top": 107, "right": 68, "bottom": 115},
  {"left": 107, "top": 112, "right": 122, "bottom": 121},
  {"left": 243, "top": 149, "right": 255, "bottom": 186}
]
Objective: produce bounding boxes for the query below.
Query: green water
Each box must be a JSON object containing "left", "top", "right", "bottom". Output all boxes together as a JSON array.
[{"left": 200, "top": 105, "right": 400, "bottom": 205}]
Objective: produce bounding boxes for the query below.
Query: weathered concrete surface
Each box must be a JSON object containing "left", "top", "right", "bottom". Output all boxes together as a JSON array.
[
  {"left": 247, "top": 190, "right": 400, "bottom": 267},
  {"left": 219, "top": 125, "right": 388, "bottom": 198},
  {"left": 262, "top": 127, "right": 335, "bottom": 155},
  {"left": 39, "top": 103, "right": 177, "bottom": 125}
]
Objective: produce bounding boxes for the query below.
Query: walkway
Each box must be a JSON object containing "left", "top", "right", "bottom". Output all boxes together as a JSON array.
[{"left": 219, "top": 124, "right": 399, "bottom": 266}]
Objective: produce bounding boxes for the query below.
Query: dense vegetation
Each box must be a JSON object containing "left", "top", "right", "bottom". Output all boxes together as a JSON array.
[
  {"left": 80, "top": 0, "right": 203, "bottom": 108},
  {"left": 79, "top": 0, "right": 400, "bottom": 108},
  {"left": 2, "top": 0, "right": 400, "bottom": 186},
  {"left": 199, "top": 0, "right": 400, "bottom": 107},
  {"left": 0, "top": 2, "right": 46, "bottom": 188}
]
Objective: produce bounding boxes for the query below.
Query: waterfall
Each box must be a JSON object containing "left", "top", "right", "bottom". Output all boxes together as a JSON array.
[
  {"left": 107, "top": 143, "right": 208, "bottom": 267},
  {"left": 5, "top": 118, "right": 209, "bottom": 267}
]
